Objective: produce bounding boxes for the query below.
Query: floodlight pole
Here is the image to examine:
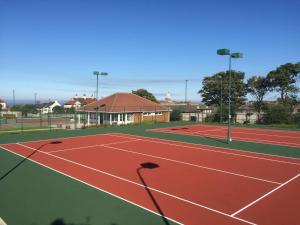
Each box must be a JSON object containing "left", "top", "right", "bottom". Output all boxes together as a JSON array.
[
  {"left": 93, "top": 71, "right": 108, "bottom": 126},
  {"left": 228, "top": 55, "right": 232, "bottom": 144},
  {"left": 220, "top": 75, "right": 223, "bottom": 123},
  {"left": 217, "top": 49, "right": 243, "bottom": 144}
]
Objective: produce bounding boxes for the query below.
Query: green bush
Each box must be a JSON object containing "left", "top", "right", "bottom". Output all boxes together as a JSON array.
[
  {"left": 263, "top": 103, "right": 293, "bottom": 124},
  {"left": 170, "top": 109, "right": 181, "bottom": 121}
]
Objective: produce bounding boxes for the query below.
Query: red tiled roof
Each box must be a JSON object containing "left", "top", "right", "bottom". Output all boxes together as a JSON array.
[
  {"left": 64, "top": 100, "right": 78, "bottom": 105},
  {"left": 64, "top": 98, "right": 96, "bottom": 106},
  {"left": 0, "top": 99, "right": 5, "bottom": 103},
  {"left": 80, "top": 93, "right": 169, "bottom": 112}
]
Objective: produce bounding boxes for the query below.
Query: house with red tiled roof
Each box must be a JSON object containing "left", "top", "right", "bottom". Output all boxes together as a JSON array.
[
  {"left": 64, "top": 95, "right": 96, "bottom": 110},
  {"left": 77, "top": 92, "right": 171, "bottom": 126}
]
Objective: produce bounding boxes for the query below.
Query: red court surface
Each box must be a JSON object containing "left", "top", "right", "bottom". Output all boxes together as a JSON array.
[
  {"left": 150, "top": 124, "right": 300, "bottom": 147},
  {"left": 1, "top": 133, "right": 300, "bottom": 225}
]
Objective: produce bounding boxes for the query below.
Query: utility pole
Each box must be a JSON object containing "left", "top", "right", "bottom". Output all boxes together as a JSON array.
[
  {"left": 34, "top": 93, "right": 37, "bottom": 105},
  {"left": 13, "top": 89, "right": 15, "bottom": 106},
  {"left": 185, "top": 80, "right": 188, "bottom": 103}
]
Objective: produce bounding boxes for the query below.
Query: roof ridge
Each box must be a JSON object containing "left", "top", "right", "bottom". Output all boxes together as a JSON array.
[
  {"left": 111, "top": 93, "right": 119, "bottom": 110},
  {"left": 131, "top": 93, "right": 160, "bottom": 106}
]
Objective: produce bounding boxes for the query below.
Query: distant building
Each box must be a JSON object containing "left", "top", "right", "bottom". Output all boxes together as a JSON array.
[
  {"left": 180, "top": 105, "right": 214, "bottom": 122},
  {"left": 236, "top": 105, "right": 258, "bottom": 124},
  {"left": 293, "top": 103, "right": 300, "bottom": 114},
  {"left": 0, "top": 99, "right": 7, "bottom": 109},
  {"left": 77, "top": 92, "right": 170, "bottom": 126},
  {"left": 64, "top": 95, "right": 96, "bottom": 109},
  {"left": 38, "top": 100, "right": 61, "bottom": 114}
]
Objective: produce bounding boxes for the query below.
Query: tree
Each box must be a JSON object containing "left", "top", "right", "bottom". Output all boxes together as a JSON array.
[
  {"left": 247, "top": 76, "right": 269, "bottom": 120},
  {"left": 263, "top": 103, "right": 294, "bottom": 124},
  {"left": 10, "top": 104, "right": 38, "bottom": 117},
  {"left": 266, "top": 63, "right": 299, "bottom": 102},
  {"left": 65, "top": 106, "right": 75, "bottom": 114},
  {"left": 199, "top": 70, "right": 247, "bottom": 120},
  {"left": 170, "top": 109, "right": 181, "bottom": 121},
  {"left": 52, "top": 106, "right": 65, "bottom": 114},
  {"left": 132, "top": 89, "right": 158, "bottom": 102}
]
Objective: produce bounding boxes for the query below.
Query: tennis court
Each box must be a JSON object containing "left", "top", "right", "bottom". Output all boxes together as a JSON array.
[
  {"left": 150, "top": 124, "right": 300, "bottom": 147},
  {"left": 1, "top": 133, "right": 300, "bottom": 225}
]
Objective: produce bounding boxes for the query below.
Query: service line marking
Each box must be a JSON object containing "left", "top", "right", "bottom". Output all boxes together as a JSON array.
[
  {"left": 13, "top": 143, "right": 257, "bottom": 225},
  {"left": 231, "top": 173, "right": 300, "bottom": 217}
]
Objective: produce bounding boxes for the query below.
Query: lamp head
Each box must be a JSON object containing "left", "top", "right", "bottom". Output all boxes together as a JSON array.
[
  {"left": 231, "top": 52, "right": 243, "bottom": 59},
  {"left": 217, "top": 49, "right": 230, "bottom": 56}
]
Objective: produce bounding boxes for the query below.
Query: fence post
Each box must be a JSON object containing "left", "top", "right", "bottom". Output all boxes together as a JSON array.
[
  {"left": 21, "top": 112, "right": 24, "bottom": 132},
  {"left": 155, "top": 106, "right": 157, "bottom": 123},
  {"left": 48, "top": 112, "right": 51, "bottom": 131},
  {"left": 39, "top": 111, "right": 42, "bottom": 127},
  {"left": 0, "top": 108, "right": 2, "bottom": 129},
  {"left": 74, "top": 111, "right": 77, "bottom": 130}
]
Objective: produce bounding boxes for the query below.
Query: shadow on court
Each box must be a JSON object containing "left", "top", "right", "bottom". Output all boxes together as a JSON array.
[
  {"left": 137, "top": 162, "right": 171, "bottom": 225},
  {"left": 0, "top": 140, "right": 62, "bottom": 182},
  {"left": 50, "top": 217, "right": 117, "bottom": 225},
  {"left": 204, "top": 136, "right": 227, "bottom": 144}
]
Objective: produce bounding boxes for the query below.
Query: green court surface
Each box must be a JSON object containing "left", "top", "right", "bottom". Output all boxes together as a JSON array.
[{"left": 1, "top": 122, "right": 299, "bottom": 225}]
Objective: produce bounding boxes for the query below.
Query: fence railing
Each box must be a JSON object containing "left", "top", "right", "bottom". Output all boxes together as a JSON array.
[{"left": 0, "top": 108, "right": 171, "bottom": 133}]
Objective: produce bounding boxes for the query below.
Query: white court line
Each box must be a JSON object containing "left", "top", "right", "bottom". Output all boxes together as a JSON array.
[
  {"left": 152, "top": 128, "right": 300, "bottom": 148},
  {"left": 231, "top": 173, "right": 300, "bottom": 217},
  {"left": 149, "top": 124, "right": 300, "bottom": 134},
  {"left": 230, "top": 130, "right": 300, "bottom": 139},
  {"left": 165, "top": 126, "right": 300, "bottom": 139},
  {"left": 2, "top": 132, "right": 115, "bottom": 145},
  {"left": 43, "top": 137, "right": 282, "bottom": 185},
  {"left": 44, "top": 137, "right": 282, "bottom": 184},
  {"left": 47, "top": 138, "right": 141, "bottom": 153},
  {"left": 103, "top": 145, "right": 281, "bottom": 185},
  {"left": 110, "top": 133, "right": 300, "bottom": 166},
  {"left": 13, "top": 143, "right": 257, "bottom": 225},
  {"left": 0, "top": 145, "right": 183, "bottom": 225},
  {"left": 7, "top": 131, "right": 300, "bottom": 161}
]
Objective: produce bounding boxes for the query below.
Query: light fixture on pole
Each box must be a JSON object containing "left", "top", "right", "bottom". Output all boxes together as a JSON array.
[
  {"left": 93, "top": 71, "right": 108, "bottom": 126},
  {"left": 217, "top": 49, "right": 243, "bottom": 144},
  {"left": 93, "top": 71, "right": 108, "bottom": 100},
  {"left": 185, "top": 80, "right": 188, "bottom": 104}
]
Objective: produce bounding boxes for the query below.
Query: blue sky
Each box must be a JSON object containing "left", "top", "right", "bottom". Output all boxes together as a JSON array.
[{"left": 0, "top": 0, "right": 299, "bottom": 104}]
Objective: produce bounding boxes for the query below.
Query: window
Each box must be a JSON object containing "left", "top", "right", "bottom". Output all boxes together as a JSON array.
[
  {"left": 127, "top": 113, "right": 133, "bottom": 121},
  {"left": 119, "top": 113, "right": 125, "bottom": 122},
  {"left": 155, "top": 111, "right": 162, "bottom": 115},
  {"left": 111, "top": 113, "right": 118, "bottom": 122},
  {"left": 143, "top": 112, "right": 155, "bottom": 116}
]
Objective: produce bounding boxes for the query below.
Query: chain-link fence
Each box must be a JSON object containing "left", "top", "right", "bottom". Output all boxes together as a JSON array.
[
  {"left": 0, "top": 112, "right": 78, "bottom": 132},
  {"left": 0, "top": 107, "right": 171, "bottom": 133}
]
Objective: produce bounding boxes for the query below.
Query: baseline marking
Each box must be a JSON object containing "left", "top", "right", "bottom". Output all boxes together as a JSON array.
[
  {"left": 110, "top": 133, "right": 300, "bottom": 166},
  {"left": 154, "top": 129, "right": 300, "bottom": 148},
  {"left": 0, "top": 146, "right": 183, "bottom": 225},
  {"left": 152, "top": 129, "right": 300, "bottom": 148},
  {"left": 13, "top": 143, "right": 257, "bottom": 225},
  {"left": 47, "top": 138, "right": 141, "bottom": 153},
  {"left": 231, "top": 173, "right": 300, "bottom": 217},
  {"left": 103, "top": 145, "right": 281, "bottom": 185},
  {"left": 45, "top": 139, "right": 281, "bottom": 184}
]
